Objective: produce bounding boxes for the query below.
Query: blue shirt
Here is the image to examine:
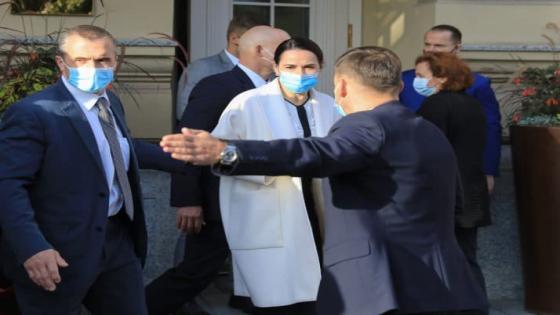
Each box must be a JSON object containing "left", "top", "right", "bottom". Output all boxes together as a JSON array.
[
  {"left": 399, "top": 69, "right": 502, "bottom": 176},
  {"left": 62, "top": 77, "right": 131, "bottom": 216}
]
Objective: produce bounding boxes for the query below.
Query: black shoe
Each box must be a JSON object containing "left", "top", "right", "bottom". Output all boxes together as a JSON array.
[
  {"left": 228, "top": 295, "right": 254, "bottom": 313},
  {"left": 174, "top": 301, "right": 211, "bottom": 315}
]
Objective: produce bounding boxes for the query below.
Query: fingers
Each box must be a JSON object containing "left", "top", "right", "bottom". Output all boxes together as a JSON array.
[
  {"left": 24, "top": 249, "right": 67, "bottom": 292},
  {"left": 185, "top": 216, "right": 195, "bottom": 235},
  {"left": 47, "top": 257, "right": 61, "bottom": 285},
  {"left": 28, "top": 260, "right": 56, "bottom": 291},
  {"left": 56, "top": 252, "right": 69, "bottom": 268},
  {"left": 177, "top": 214, "right": 188, "bottom": 232},
  {"left": 37, "top": 264, "right": 57, "bottom": 291}
]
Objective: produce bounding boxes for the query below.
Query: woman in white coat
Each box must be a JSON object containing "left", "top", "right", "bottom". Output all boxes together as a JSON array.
[{"left": 211, "top": 38, "right": 340, "bottom": 315}]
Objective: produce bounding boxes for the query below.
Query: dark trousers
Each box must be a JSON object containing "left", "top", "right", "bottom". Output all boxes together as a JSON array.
[
  {"left": 455, "top": 227, "right": 489, "bottom": 315},
  {"left": 253, "top": 301, "right": 316, "bottom": 315},
  {"left": 13, "top": 212, "right": 147, "bottom": 315},
  {"left": 145, "top": 221, "right": 230, "bottom": 315}
]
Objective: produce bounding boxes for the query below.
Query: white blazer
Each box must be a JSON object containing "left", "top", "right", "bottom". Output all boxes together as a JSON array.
[{"left": 211, "top": 79, "right": 340, "bottom": 307}]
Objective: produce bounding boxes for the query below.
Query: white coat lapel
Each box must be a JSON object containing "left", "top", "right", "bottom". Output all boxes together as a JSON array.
[
  {"left": 260, "top": 79, "right": 298, "bottom": 139},
  {"left": 309, "top": 89, "right": 336, "bottom": 137}
]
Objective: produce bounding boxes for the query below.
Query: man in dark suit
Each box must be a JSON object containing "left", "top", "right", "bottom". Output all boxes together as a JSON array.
[
  {"left": 145, "top": 26, "right": 290, "bottom": 315},
  {"left": 0, "top": 25, "right": 185, "bottom": 315},
  {"left": 175, "top": 15, "right": 259, "bottom": 120},
  {"left": 161, "top": 46, "right": 488, "bottom": 315}
]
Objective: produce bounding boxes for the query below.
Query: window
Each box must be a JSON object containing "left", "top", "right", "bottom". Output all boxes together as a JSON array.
[{"left": 233, "top": 0, "right": 310, "bottom": 38}]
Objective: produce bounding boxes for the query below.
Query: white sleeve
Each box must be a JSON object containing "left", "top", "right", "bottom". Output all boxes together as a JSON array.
[{"left": 211, "top": 97, "right": 276, "bottom": 186}]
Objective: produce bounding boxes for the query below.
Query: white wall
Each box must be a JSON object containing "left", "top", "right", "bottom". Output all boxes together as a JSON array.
[{"left": 0, "top": 0, "right": 175, "bottom": 138}]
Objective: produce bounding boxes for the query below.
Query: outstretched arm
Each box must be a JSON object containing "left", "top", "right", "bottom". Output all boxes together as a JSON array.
[{"left": 161, "top": 116, "right": 385, "bottom": 178}]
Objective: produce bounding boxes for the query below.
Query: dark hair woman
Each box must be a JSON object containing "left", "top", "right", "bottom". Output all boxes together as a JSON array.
[
  {"left": 211, "top": 36, "right": 340, "bottom": 315},
  {"left": 414, "top": 51, "right": 490, "bottom": 308}
]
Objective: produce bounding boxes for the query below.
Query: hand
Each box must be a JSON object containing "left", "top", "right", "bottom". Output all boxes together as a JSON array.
[
  {"left": 177, "top": 206, "right": 206, "bottom": 234},
  {"left": 486, "top": 175, "right": 495, "bottom": 194},
  {"left": 23, "top": 249, "right": 68, "bottom": 291},
  {"left": 161, "top": 128, "right": 226, "bottom": 165}
]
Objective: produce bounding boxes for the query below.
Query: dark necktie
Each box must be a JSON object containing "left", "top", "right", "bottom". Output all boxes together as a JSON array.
[
  {"left": 295, "top": 104, "right": 323, "bottom": 265},
  {"left": 96, "top": 97, "right": 134, "bottom": 220}
]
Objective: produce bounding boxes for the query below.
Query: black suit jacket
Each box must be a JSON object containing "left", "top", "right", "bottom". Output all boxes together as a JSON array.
[
  {"left": 171, "top": 66, "right": 255, "bottom": 220},
  {"left": 417, "top": 91, "right": 490, "bottom": 228},
  {"left": 0, "top": 80, "right": 186, "bottom": 288},
  {"left": 219, "top": 101, "right": 488, "bottom": 314},
  {"left": 0, "top": 81, "right": 148, "bottom": 286}
]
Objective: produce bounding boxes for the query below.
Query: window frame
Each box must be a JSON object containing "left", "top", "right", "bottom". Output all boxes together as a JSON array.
[{"left": 233, "top": 0, "right": 311, "bottom": 30}]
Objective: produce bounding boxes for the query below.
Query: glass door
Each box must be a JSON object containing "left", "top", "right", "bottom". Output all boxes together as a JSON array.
[
  {"left": 189, "top": 0, "right": 358, "bottom": 92},
  {"left": 233, "top": 0, "right": 310, "bottom": 37}
]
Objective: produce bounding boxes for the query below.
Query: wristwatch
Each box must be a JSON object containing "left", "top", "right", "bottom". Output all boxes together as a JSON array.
[{"left": 218, "top": 144, "right": 238, "bottom": 166}]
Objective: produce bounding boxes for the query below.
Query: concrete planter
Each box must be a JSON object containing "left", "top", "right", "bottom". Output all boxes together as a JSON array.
[{"left": 510, "top": 125, "right": 560, "bottom": 314}]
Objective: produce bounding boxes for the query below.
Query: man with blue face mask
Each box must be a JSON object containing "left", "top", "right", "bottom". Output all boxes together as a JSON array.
[{"left": 0, "top": 25, "right": 187, "bottom": 314}]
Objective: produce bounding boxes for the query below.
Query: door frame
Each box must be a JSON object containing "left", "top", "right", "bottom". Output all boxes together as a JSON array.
[{"left": 188, "top": 0, "right": 362, "bottom": 92}]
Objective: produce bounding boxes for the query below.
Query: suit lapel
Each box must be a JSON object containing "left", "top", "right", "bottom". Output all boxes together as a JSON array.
[
  {"left": 309, "top": 90, "right": 336, "bottom": 137},
  {"left": 260, "top": 80, "right": 298, "bottom": 139},
  {"left": 231, "top": 66, "right": 256, "bottom": 91},
  {"left": 218, "top": 50, "right": 234, "bottom": 68},
  {"left": 57, "top": 80, "right": 105, "bottom": 175}
]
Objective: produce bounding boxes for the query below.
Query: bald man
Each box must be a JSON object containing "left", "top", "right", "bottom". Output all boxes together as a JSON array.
[{"left": 145, "top": 26, "right": 290, "bottom": 315}]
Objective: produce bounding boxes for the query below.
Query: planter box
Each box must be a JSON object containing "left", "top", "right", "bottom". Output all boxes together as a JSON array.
[{"left": 510, "top": 125, "right": 560, "bottom": 314}]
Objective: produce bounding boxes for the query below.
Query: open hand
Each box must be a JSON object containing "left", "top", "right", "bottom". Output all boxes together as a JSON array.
[{"left": 161, "top": 128, "right": 226, "bottom": 165}]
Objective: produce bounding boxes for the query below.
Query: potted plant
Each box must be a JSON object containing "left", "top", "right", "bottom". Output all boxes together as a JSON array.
[
  {"left": 0, "top": 44, "right": 60, "bottom": 115},
  {"left": 506, "top": 26, "right": 560, "bottom": 314}
]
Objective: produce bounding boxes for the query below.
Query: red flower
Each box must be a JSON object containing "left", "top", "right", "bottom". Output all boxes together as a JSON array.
[
  {"left": 513, "top": 77, "right": 523, "bottom": 85},
  {"left": 521, "top": 87, "right": 537, "bottom": 97},
  {"left": 545, "top": 97, "right": 560, "bottom": 106},
  {"left": 512, "top": 112, "right": 522, "bottom": 123},
  {"left": 29, "top": 52, "right": 38, "bottom": 62}
]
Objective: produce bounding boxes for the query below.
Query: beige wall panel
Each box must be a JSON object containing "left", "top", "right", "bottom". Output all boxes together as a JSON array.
[
  {"left": 435, "top": 1, "right": 560, "bottom": 45},
  {"left": 117, "top": 82, "right": 174, "bottom": 139},
  {"left": 0, "top": 0, "right": 173, "bottom": 38},
  {"left": 1, "top": 1, "right": 176, "bottom": 139},
  {"left": 362, "top": 0, "right": 436, "bottom": 69}
]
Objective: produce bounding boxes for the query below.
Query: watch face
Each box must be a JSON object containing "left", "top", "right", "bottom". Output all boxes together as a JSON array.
[
  {"left": 221, "top": 146, "right": 238, "bottom": 165},
  {"left": 224, "top": 150, "right": 235, "bottom": 161}
]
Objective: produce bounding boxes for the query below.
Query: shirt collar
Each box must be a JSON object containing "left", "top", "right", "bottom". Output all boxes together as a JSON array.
[
  {"left": 237, "top": 63, "right": 267, "bottom": 88},
  {"left": 61, "top": 76, "right": 110, "bottom": 111},
  {"left": 224, "top": 49, "right": 239, "bottom": 66}
]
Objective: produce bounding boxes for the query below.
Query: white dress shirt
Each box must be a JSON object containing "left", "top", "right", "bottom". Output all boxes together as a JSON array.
[
  {"left": 61, "top": 76, "right": 131, "bottom": 217},
  {"left": 224, "top": 49, "right": 240, "bottom": 66},
  {"left": 237, "top": 63, "right": 267, "bottom": 88}
]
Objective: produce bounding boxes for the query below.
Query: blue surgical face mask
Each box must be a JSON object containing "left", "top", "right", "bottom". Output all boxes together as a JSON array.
[
  {"left": 62, "top": 60, "right": 114, "bottom": 93},
  {"left": 279, "top": 72, "right": 318, "bottom": 94},
  {"left": 413, "top": 77, "right": 436, "bottom": 97}
]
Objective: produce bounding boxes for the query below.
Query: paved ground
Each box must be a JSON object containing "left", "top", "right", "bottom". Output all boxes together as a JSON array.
[{"left": 192, "top": 274, "right": 534, "bottom": 315}]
